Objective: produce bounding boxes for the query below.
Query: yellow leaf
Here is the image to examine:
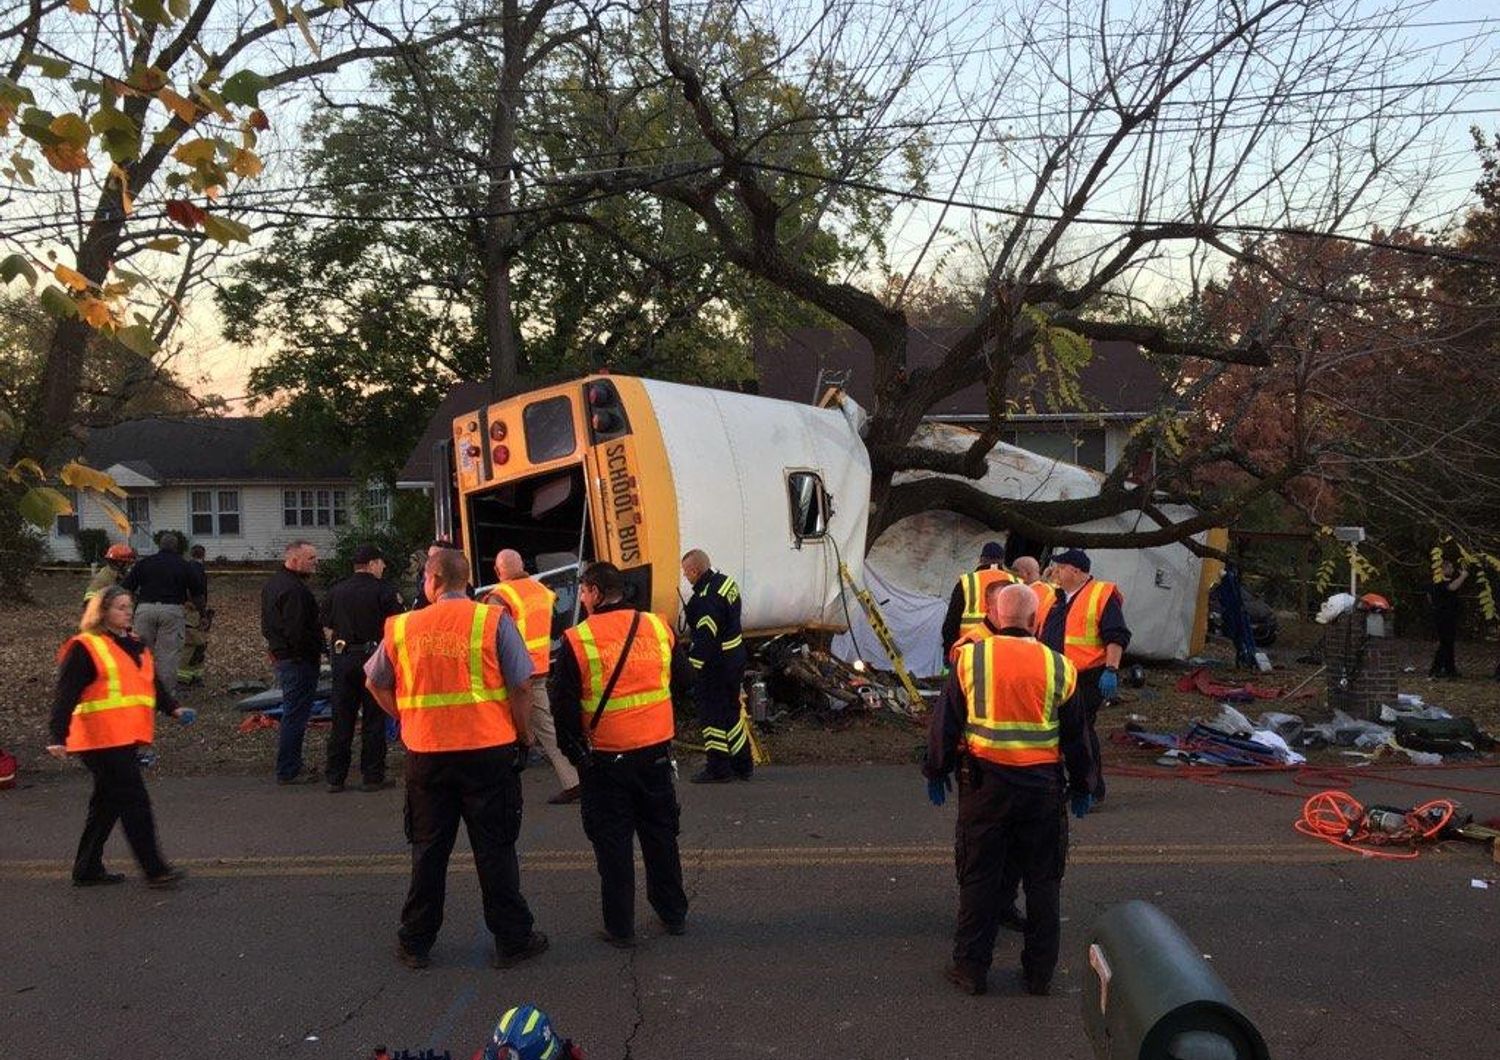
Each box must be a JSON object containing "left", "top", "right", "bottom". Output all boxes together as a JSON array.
[
  {"left": 156, "top": 86, "right": 201, "bottom": 125},
  {"left": 11, "top": 457, "right": 45, "bottom": 481},
  {"left": 68, "top": 0, "right": 90, "bottom": 11},
  {"left": 77, "top": 296, "right": 114, "bottom": 327},
  {"left": 172, "top": 137, "right": 217, "bottom": 167},
  {"left": 291, "top": 5, "right": 320, "bottom": 57},
  {"left": 97, "top": 497, "right": 132, "bottom": 534},
  {"left": 228, "top": 146, "right": 262, "bottom": 178},
  {"left": 53, "top": 263, "right": 91, "bottom": 291},
  {"left": 109, "top": 163, "right": 134, "bottom": 214},
  {"left": 61, "top": 460, "right": 126, "bottom": 499}
]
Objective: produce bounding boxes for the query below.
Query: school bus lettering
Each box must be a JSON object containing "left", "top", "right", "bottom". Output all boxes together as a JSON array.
[{"left": 606, "top": 440, "right": 643, "bottom": 564}]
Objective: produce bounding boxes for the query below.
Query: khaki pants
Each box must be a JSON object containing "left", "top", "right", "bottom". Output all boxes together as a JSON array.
[
  {"left": 133, "top": 602, "right": 185, "bottom": 695},
  {"left": 530, "top": 679, "right": 578, "bottom": 791}
]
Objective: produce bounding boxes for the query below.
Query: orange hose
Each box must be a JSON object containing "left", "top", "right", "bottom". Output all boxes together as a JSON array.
[{"left": 1292, "top": 789, "right": 1458, "bottom": 860}]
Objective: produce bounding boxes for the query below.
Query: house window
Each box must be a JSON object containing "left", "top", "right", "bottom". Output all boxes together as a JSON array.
[
  {"left": 786, "top": 470, "right": 829, "bottom": 541},
  {"left": 126, "top": 495, "right": 151, "bottom": 534},
  {"left": 282, "top": 488, "right": 347, "bottom": 528},
  {"left": 1005, "top": 426, "right": 1107, "bottom": 470},
  {"left": 56, "top": 487, "right": 80, "bottom": 536},
  {"left": 362, "top": 482, "right": 392, "bottom": 523},
  {"left": 191, "top": 489, "right": 240, "bottom": 536}
]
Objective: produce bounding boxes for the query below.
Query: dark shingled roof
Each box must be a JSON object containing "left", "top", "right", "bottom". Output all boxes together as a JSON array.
[
  {"left": 751, "top": 327, "right": 1165, "bottom": 416},
  {"left": 79, "top": 417, "right": 353, "bottom": 482}
]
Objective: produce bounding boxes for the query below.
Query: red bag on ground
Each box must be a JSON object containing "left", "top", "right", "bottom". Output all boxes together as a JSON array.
[{"left": 0, "top": 747, "right": 17, "bottom": 790}]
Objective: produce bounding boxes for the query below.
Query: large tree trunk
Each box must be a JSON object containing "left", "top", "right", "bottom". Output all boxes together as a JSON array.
[
  {"left": 14, "top": 220, "right": 123, "bottom": 461},
  {"left": 484, "top": 251, "right": 521, "bottom": 398}
]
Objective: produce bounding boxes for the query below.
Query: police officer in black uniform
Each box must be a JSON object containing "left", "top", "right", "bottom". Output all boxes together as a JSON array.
[
  {"left": 321, "top": 543, "right": 403, "bottom": 791},
  {"left": 680, "top": 548, "right": 751, "bottom": 784}
]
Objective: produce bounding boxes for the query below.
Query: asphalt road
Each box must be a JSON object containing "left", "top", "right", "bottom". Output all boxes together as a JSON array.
[{"left": 3, "top": 761, "right": 1498, "bottom": 1059}]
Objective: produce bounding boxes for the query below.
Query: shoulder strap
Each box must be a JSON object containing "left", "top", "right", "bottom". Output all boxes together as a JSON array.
[{"left": 589, "top": 610, "right": 643, "bottom": 732}]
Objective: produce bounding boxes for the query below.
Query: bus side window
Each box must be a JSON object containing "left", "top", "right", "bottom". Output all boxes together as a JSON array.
[{"left": 787, "top": 471, "right": 830, "bottom": 541}]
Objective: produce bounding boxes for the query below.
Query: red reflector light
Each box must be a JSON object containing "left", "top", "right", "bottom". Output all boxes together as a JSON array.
[
  {"left": 492, "top": 444, "right": 510, "bottom": 465},
  {"left": 489, "top": 421, "right": 507, "bottom": 441}
]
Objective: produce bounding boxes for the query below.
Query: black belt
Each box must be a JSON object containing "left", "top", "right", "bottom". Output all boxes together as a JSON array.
[{"left": 588, "top": 743, "right": 673, "bottom": 766}]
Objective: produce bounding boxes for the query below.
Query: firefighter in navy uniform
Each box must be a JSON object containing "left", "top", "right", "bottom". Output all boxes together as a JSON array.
[
  {"left": 940, "top": 541, "right": 1018, "bottom": 660},
  {"left": 1038, "top": 548, "right": 1130, "bottom": 802},
  {"left": 551, "top": 561, "right": 688, "bottom": 946},
  {"left": 321, "top": 543, "right": 403, "bottom": 792},
  {"left": 679, "top": 548, "right": 750, "bottom": 783},
  {"left": 924, "top": 582, "right": 1094, "bottom": 998}
]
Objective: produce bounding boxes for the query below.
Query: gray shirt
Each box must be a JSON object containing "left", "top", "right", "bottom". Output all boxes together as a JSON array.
[{"left": 365, "top": 591, "right": 534, "bottom": 691}]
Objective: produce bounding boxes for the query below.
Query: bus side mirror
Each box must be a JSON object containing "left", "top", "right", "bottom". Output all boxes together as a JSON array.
[{"left": 1082, "top": 901, "right": 1268, "bottom": 1060}]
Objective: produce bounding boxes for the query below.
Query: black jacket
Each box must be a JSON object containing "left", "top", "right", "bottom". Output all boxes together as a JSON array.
[
  {"left": 684, "top": 568, "right": 745, "bottom": 676},
  {"left": 50, "top": 631, "right": 178, "bottom": 744},
  {"left": 121, "top": 550, "right": 207, "bottom": 609},
  {"left": 261, "top": 567, "right": 322, "bottom": 662},
  {"left": 320, "top": 572, "right": 403, "bottom": 644}
]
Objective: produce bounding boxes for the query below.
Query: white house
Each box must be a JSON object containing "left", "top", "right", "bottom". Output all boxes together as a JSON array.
[{"left": 48, "top": 417, "right": 388, "bottom": 563}]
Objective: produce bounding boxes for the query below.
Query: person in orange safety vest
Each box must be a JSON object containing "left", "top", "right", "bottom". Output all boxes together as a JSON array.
[
  {"left": 487, "top": 548, "right": 578, "bottom": 804},
  {"left": 365, "top": 546, "right": 548, "bottom": 972},
  {"left": 1037, "top": 549, "right": 1130, "bottom": 802},
  {"left": 924, "top": 583, "right": 1094, "bottom": 999},
  {"left": 940, "top": 540, "right": 1019, "bottom": 658},
  {"left": 550, "top": 561, "right": 688, "bottom": 947},
  {"left": 46, "top": 585, "right": 193, "bottom": 889}
]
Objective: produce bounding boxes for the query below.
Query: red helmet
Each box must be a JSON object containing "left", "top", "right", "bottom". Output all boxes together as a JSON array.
[
  {"left": 1358, "top": 592, "right": 1392, "bottom": 613},
  {"left": 105, "top": 543, "right": 137, "bottom": 563}
]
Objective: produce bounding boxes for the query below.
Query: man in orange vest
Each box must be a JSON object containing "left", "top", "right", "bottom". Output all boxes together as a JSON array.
[
  {"left": 487, "top": 549, "right": 578, "bottom": 804},
  {"left": 1038, "top": 549, "right": 1130, "bottom": 802},
  {"left": 1011, "top": 556, "right": 1056, "bottom": 634},
  {"left": 924, "top": 583, "right": 1094, "bottom": 998},
  {"left": 550, "top": 561, "right": 688, "bottom": 947},
  {"left": 365, "top": 547, "right": 547, "bottom": 971},
  {"left": 940, "top": 541, "right": 1017, "bottom": 659}
]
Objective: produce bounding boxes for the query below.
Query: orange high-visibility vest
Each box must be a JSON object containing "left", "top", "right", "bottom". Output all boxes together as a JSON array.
[
  {"left": 956, "top": 567, "right": 1018, "bottom": 639},
  {"left": 947, "top": 623, "right": 994, "bottom": 666},
  {"left": 954, "top": 635, "right": 1077, "bottom": 769},
  {"left": 386, "top": 598, "right": 516, "bottom": 753},
  {"left": 1030, "top": 581, "right": 1056, "bottom": 634},
  {"left": 61, "top": 633, "right": 156, "bottom": 752},
  {"left": 486, "top": 576, "right": 556, "bottom": 675},
  {"left": 564, "top": 608, "right": 675, "bottom": 753},
  {"left": 1061, "top": 579, "right": 1121, "bottom": 671}
]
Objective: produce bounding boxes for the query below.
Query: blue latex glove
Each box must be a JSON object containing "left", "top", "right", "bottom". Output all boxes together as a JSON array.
[
  {"left": 926, "top": 776, "right": 952, "bottom": 807},
  {"left": 1098, "top": 667, "right": 1119, "bottom": 700},
  {"left": 175, "top": 707, "right": 197, "bottom": 726},
  {"left": 1071, "top": 792, "right": 1093, "bottom": 819}
]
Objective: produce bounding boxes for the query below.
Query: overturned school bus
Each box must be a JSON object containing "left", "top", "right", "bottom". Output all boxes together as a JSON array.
[{"left": 436, "top": 374, "right": 871, "bottom": 635}]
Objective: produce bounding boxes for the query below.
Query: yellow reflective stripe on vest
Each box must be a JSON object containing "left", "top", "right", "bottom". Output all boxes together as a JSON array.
[
  {"left": 497, "top": 583, "right": 551, "bottom": 652},
  {"left": 73, "top": 634, "right": 154, "bottom": 716},
  {"left": 961, "top": 572, "right": 984, "bottom": 620},
  {"left": 394, "top": 606, "right": 508, "bottom": 710},
  {"left": 576, "top": 612, "right": 672, "bottom": 713},
  {"left": 1064, "top": 581, "right": 1110, "bottom": 647}
]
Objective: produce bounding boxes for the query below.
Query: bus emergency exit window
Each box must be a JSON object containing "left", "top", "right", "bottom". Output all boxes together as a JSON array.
[
  {"left": 787, "top": 471, "right": 830, "bottom": 541},
  {"left": 523, "top": 396, "right": 577, "bottom": 464}
]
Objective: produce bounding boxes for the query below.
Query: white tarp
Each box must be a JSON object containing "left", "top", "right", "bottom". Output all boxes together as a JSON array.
[{"left": 833, "top": 425, "right": 1209, "bottom": 674}]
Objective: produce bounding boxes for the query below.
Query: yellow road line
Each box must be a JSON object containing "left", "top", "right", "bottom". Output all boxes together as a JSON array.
[{"left": 0, "top": 842, "right": 1356, "bottom": 880}]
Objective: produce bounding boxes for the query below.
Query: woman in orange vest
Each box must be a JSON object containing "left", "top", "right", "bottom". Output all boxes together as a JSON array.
[{"left": 46, "top": 586, "right": 192, "bottom": 888}]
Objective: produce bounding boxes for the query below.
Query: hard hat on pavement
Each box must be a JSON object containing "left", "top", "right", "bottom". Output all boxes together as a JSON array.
[
  {"left": 105, "top": 543, "right": 137, "bottom": 562},
  {"left": 1357, "top": 593, "right": 1393, "bottom": 613},
  {"left": 482, "top": 1004, "right": 562, "bottom": 1060}
]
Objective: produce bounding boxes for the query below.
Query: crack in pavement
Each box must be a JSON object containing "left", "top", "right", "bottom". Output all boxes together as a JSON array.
[{"left": 619, "top": 816, "right": 715, "bottom": 1060}]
